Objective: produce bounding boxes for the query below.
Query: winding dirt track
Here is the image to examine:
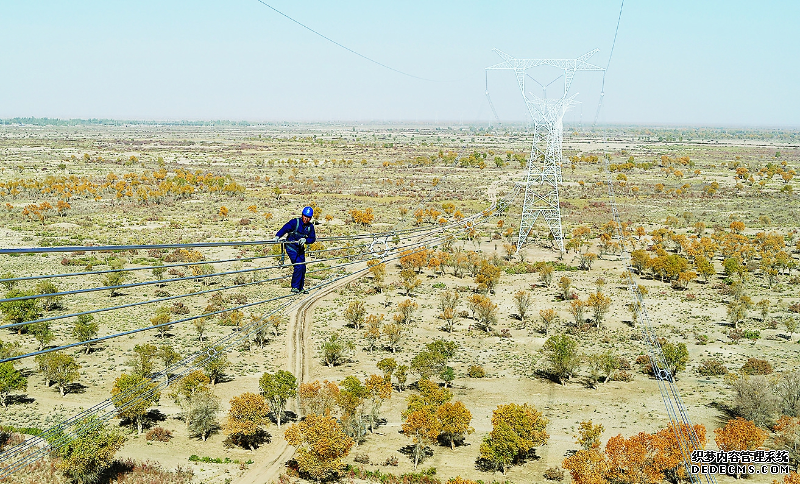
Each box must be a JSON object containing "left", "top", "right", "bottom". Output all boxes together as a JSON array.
[{"left": 233, "top": 264, "right": 367, "bottom": 484}]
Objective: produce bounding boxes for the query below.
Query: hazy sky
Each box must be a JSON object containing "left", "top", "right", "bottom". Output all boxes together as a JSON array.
[{"left": 2, "top": 1, "right": 798, "bottom": 126}]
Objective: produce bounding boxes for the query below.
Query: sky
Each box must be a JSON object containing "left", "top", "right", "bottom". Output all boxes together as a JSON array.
[{"left": 1, "top": 1, "right": 798, "bottom": 126}]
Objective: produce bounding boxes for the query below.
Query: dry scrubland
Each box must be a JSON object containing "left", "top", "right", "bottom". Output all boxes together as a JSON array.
[{"left": 0, "top": 123, "right": 799, "bottom": 484}]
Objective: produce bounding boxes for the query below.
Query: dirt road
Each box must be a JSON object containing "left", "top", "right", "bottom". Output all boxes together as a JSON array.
[{"left": 232, "top": 265, "right": 367, "bottom": 484}]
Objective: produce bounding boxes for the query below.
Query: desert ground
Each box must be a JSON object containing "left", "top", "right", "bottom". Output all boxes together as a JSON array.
[{"left": 0, "top": 122, "right": 798, "bottom": 484}]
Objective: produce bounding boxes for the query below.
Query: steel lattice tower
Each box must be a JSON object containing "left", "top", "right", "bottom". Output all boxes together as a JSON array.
[{"left": 487, "top": 49, "right": 603, "bottom": 255}]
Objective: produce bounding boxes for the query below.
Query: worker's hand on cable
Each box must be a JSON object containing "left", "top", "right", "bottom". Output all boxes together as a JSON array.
[
  {"left": 298, "top": 237, "right": 306, "bottom": 247},
  {"left": 272, "top": 236, "right": 280, "bottom": 244}
]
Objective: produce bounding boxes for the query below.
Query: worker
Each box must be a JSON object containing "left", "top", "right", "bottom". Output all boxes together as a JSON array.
[{"left": 274, "top": 206, "right": 316, "bottom": 294}]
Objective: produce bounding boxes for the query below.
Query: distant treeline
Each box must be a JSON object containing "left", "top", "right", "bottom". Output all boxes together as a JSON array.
[{"left": 0, "top": 118, "right": 257, "bottom": 127}]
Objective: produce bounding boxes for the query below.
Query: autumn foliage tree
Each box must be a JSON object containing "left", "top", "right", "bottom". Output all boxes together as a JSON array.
[
  {"left": 436, "top": 401, "right": 474, "bottom": 449},
  {"left": 111, "top": 373, "right": 160, "bottom": 434},
  {"left": 479, "top": 403, "right": 549, "bottom": 475},
  {"left": 284, "top": 413, "right": 355, "bottom": 482},
  {"left": 224, "top": 392, "right": 271, "bottom": 449}
]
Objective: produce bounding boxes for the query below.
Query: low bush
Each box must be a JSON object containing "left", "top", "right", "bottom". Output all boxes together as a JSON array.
[
  {"left": 741, "top": 358, "right": 772, "bottom": 375},
  {"left": 145, "top": 427, "right": 173, "bottom": 442},
  {"left": 698, "top": 359, "right": 728, "bottom": 376},
  {"left": 467, "top": 365, "right": 486, "bottom": 378}
]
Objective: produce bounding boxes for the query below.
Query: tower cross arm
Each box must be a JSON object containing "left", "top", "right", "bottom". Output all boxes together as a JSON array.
[{"left": 486, "top": 48, "right": 604, "bottom": 73}]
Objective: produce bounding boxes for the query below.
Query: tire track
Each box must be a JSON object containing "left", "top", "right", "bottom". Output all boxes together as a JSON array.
[{"left": 233, "top": 265, "right": 366, "bottom": 484}]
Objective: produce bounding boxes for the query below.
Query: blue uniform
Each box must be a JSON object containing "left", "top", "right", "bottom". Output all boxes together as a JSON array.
[{"left": 276, "top": 218, "right": 317, "bottom": 291}]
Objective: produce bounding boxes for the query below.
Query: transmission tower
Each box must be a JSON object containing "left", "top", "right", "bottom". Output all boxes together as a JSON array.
[{"left": 487, "top": 49, "right": 603, "bottom": 255}]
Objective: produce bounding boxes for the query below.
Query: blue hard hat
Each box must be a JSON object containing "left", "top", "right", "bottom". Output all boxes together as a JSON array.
[{"left": 302, "top": 206, "right": 313, "bottom": 218}]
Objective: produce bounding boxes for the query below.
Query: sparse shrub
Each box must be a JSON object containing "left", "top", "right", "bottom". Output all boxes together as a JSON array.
[
  {"left": 467, "top": 365, "right": 485, "bottom": 378},
  {"left": 353, "top": 453, "right": 370, "bottom": 464},
  {"left": 544, "top": 466, "right": 565, "bottom": 481},
  {"left": 383, "top": 455, "right": 399, "bottom": 466},
  {"left": 698, "top": 359, "right": 728, "bottom": 376},
  {"left": 145, "top": 426, "right": 173, "bottom": 442},
  {"left": 741, "top": 358, "right": 772, "bottom": 375},
  {"left": 170, "top": 302, "right": 190, "bottom": 315},
  {"left": 611, "top": 370, "right": 634, "bottom": 382},
  {"left": 730, "top": 375, "right": 779, "bottom": 427}
]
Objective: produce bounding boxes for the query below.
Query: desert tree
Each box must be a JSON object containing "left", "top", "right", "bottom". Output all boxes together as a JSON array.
[
  {"left": 35, "top": 280, "right": 63, "bottom": 311},
  {"left": 567, "top": 299, "right": 585, "bottom": 326},
  {"left": 586, "top": 292, "right": 611, "bottom": 327},
  {"left": 364, "top": 313, "right": 383, "bottom": 352},
  {"left": 773, "top": 416, "right": 800, "bottom": 470},
  {"left": 383, "top": 323, "right": 405, "bottom": 353},
  {"left": 479, "top": 403, "right": 549, "bottom": 475},
  {"left": 130, "top": 343, "right": 158, "bottom": 378},
  {"left": 367, "top": 260, "right": 386, "bottom": 291},
  {"left": 475, "top": 260, "right": 501, "bottom": 293},
  {"left": 558, "top": 276, "right": 572, "bottom": 300},
  {"left": 394, "top": 299, "right": 418, "bottom": 325},
  {"left": 195, "top": 344, "right": 229, "bottom": 384},
  {"left": 321, "top": 333, "right": 353, "bottom": 366},
  {"left": 661, "top": 340, "right": 689, "bottom": 377},
  {"left": 377, "top": 357, "right": 397, "bottom": 384},
  {"left": 436, "top": 401, "right": 474, "bottom": 450},
  {"left": 439, "top": 291, "right": 460, "bottom": 332},
  {"left": 777, "top": 371, "right": 800, "bottom": 417},
  {"left": 72, "top": 314, "right": 99, "bottom": 353},
  {"left": 364, "top": 374, "right": 392, "bottom": 433},
  {"left": 299, "top": 380, "right": 340, "bottom": 417},
  {"left": 284, "top": 413, "right": 355, "bottom": 482},
  {"left": 467, "top": 294, "right": 497, "bottom": 332},
  {"left": 714, "top": 417, "right": 767, "bottom": 478},
  {"left": 694, "top": 255, "right": 715, "bottom": 282},
  {"left": 562, "top": 448, "right": 608, "bottom": 484},
  {"left": 539, "top": 264, "right": 554, "bottom": 287},
  {"left": 157, "top": 344, "right": 180, "bottom": 382},
  {"left": 111, "top": 373, "right": 160, "bottom": 434},
  {"left": 756, "top": 299, "right": 770, "bottom": 321},
  {"left": 402, "top": 408, "right": 440, "bottom": 470},
  {"left": 395, "top": 365, "right": 409, "bottom": 391},
  {"left": 185, "top": 389, "right": 220, "bottom": 441},
  {"left": 0, "top": 289, "right": 41, "bottom": 334},
  {"left": 36, "top": 353, "right": 80, "bottom": 397},
  {"left": 543, "top": 334, "right": 580, "bottom": 384},
  {"left": 576, "top": 420, "right": 604, "bottom": 450},
  {"left": 102, "top": 270, "right": 129, "bottom": 297},
  {"left": 151, "top": 261, "right": 166, "bottom": 284},
  {"left": 729, "top": 374, "right": 779, "bottom": 427},
  {"left": 28, "top": 321, "right": 53, "bottom": 350},
  {"left": 55, "top": 416, "right": 125, "bottom": 484},
  {"left": 400, "top": 269, "right": 421, "bottom": 296},
  {"left": 259, "top": 370, "right": 297, "bottom": 428},
  {"left": 411, "top": 340, "right": 458, "bottom": 382},
  {"left": 0, "top": 362, "right": 26, "bottom": 407},
  {"left": 513, "top": 290, "right": 533, "bottom": 325},
  {"left": 224, "top": 392, "right": 271, "bottom": 449},
  {"left": 539, "top": 308, "right": 559, "bottom": 335},
  {"left": 787, "top": 318, "right": 799, "bottom": 341},
  {"left": 343, "top": 300, "right": 366, "bottom": 330},
  {"left": 337, "top": 376, "right": 368, "bottom": 444}
]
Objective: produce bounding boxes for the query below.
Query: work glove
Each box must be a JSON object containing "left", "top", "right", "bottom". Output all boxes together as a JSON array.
[
  {"left": 298, "top": 238, "right": 307, "bottom": 247},
  {"left": 272, "top": 236, "right": 280, "bottom": 244}
]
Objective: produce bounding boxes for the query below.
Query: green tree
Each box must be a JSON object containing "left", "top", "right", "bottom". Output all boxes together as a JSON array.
[
  {"left": 377, "top": 358, "right": 397, "bottom": 383},
  {"left": 661, "top": 340, "right": 689, "bottom": 377},
  {"left": 55, "top": 416, "right": 126, "bottom": 484},
  {"left": 130, "top": 343, "right": 158, "bottom": 377},
  {"left": 72, "top": 314, "right": 99, "bottom": 354},
  {"left": 103, "top": 270, "right": 129, "bottom": 297},
  {"left": 321, "top": 333, "right": 352, "bottom": 366},
  {"left": 35, "top": 280, "right": 63, "bottom": 311},
  {"left": 111, "top": 373, "right": 161, "bottom": 434},
  {"left": 543, "top": 334, "right": 580, "bottom": 384},
  {"left": 0, "top": 362, "right": 27, "bottom": 407},
  {"left": 157, "top": 345, "right": 181, "bottom": 383},
  {"left": 28, "top": 321, "right": 54, "bottom": 350},
  {"left": 0, "top": 289, "right": 41, "bottom": 334},
  {"left": 195, "top": 345, "right": 229, "bottom": 384},
  {"left": 411, "top": 340, "right": 457, "bottom": 381},
  {"left": 259, "top": 370, "right": 297, "bottom": 428}
]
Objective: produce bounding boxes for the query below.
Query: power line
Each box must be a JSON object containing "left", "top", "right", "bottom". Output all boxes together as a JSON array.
[
  {"left": 593, "top": 0, "right": 625, "bottom": 126},
  {"left": 253, "top": 0, "right": 437, "bottom": 82}
]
